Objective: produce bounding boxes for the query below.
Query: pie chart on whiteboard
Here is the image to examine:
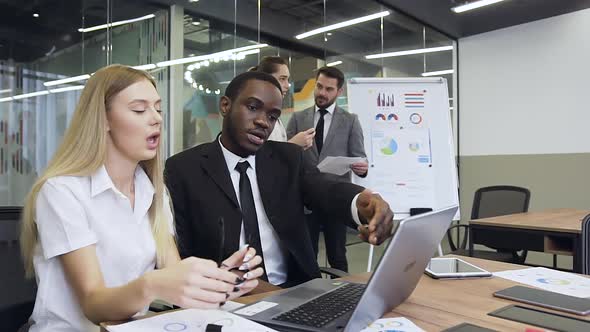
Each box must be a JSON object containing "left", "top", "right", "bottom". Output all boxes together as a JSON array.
[{"left": 380, "top": 137, "right": 398, "bottom": 156}]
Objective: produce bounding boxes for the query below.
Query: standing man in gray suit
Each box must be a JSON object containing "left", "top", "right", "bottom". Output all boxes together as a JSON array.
[{"left": 286, "top": 66, "right": 368, "bottom": 272}]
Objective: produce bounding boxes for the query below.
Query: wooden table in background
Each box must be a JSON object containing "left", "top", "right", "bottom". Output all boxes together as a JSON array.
[{"left": 469, "top": 208, "right": 590, "bottom": 272}]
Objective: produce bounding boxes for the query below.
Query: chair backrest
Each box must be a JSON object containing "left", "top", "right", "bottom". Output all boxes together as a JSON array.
[
  {"left": 471, "top": 186, "right": 531, "bottom": 220},
  {"left": 0, "top": 206, "right": 22, "bottom": 244},
  {"left": 582, "top": 213, "right": 590, "bottom": 275},
  {"left": 0, "top": 206, "right": 36, "bottom": 331}
]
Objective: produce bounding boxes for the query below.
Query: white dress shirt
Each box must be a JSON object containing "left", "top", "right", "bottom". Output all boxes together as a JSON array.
[
  {"left": 30, "top": 165, "right": 173, "bottom": 332},
  {"left": 314, "top": 102, "right": 337, "bottom": 142},
  {"left": 267, "top": 118, "right": 288, "bottom": 142},
  {"left": 219, "top": 140, "right": 289, "bottom": 285}
]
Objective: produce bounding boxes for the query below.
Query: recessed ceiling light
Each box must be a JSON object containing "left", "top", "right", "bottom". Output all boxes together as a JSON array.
[
  {"left": 191, "top": 21, "right": 200, "bottom": 26},
  {"left": 33, "top": 13, "right": 40, "bottom": 18}
]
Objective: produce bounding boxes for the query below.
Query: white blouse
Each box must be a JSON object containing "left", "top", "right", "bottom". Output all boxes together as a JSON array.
[
  {"left": 29, "top": 165, "right": 173, "bottom": 332},
  {"left": 267, "top": 118, "right": 288, "bottom": 142}
]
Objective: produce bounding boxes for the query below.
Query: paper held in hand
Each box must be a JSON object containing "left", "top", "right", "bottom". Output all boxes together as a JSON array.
[{"left": 317, "top": 156, "right": 366, "bottom": 176}]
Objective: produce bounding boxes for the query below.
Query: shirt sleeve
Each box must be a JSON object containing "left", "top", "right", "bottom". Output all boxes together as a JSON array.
[
  {"left": 163, "top": 190, "right": 176, "bottom": 236},
  {"left": 35, "top": 180, "right": 98, "bottom": 260},
  {"left": 350, "top": 193, "right": 362, "bottom": 226}
]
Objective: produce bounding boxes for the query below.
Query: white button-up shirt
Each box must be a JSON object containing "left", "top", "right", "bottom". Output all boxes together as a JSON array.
[
  {"left": 30, "top": 165, "right": 173, "bottom": 332},
  {"left": 219, "top": 140, "right": 289, "bottom": 285}
]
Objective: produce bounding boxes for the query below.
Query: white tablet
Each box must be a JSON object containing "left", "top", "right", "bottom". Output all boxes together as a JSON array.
[{"left": 425, "top": 257, "right": 492, "bottom": 279}]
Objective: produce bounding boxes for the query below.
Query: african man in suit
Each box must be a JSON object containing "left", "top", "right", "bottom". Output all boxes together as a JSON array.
[{"left": 165, "top": 71, "right": 392, "bottom": 287}]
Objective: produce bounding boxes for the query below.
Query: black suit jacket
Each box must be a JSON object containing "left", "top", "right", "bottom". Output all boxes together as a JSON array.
[{"left": 164, "top": 140, "right": 364, "bottom": 284}]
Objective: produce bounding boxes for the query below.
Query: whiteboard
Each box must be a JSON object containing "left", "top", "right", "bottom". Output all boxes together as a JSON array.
[{"left": 347, "top": 77, "right": 459, "bottom": 219}]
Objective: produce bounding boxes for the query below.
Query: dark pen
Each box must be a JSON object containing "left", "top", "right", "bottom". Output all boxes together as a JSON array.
[{"left": 217, "top": 217, "right": 225, "bottom": 268}]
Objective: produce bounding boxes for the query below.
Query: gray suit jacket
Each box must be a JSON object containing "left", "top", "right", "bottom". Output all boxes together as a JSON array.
[{"left": 286, "top": 105, "right": 367, "bottom": 182}]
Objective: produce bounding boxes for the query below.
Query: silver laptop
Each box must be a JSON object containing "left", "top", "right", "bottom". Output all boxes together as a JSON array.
[{"left": 233, "top": 205, "right": 458, "bottom": 332}]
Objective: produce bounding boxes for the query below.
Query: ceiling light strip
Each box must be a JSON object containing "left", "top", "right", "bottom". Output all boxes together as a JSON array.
[
  {"left": 156, "top": 43, "right": 267, "bottom": 67},
  {"left": 13, "top": 91, "right": 49, "bottom": 100},
  {"left": 451, "top": 0, "right": 507, "bottom": 14},
  {"left": 327, "top": 61, "right": 343, "bottom": 66},
  {"left": 365, "top": 46, "right": 453, "bottom": 59},
  {"left": 296, "top": 11, "right": 390, "bottom": 40},
  {"left": 43, "top": 74, "right": 91, "bottom": 87},
  {"left": 133, "top": 64, "right": 157, "bottom": 70},
  {"left": 422, "top": 69, "right": 454, "bottom": 77},
  {"left": 48, "top": 85, "right": 85, "bottom": 93},
  {"left": 78, "top": 14, "right": 156, "bottom": 33}
]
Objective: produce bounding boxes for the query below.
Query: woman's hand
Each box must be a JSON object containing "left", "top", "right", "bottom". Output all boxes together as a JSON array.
[
  {"left": 288, "top": 128, "right": 315, "bottom": 150},
  {"left": 146, "top": 256, "right": 240, "bottom": 308},
  {"left": 220, "top": 245, "right": 265, "bottom": 300}
]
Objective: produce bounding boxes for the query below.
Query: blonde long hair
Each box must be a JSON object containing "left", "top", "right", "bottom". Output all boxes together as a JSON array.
[{"left": 21, "top": 64, "right": 172, "bottom": 276}]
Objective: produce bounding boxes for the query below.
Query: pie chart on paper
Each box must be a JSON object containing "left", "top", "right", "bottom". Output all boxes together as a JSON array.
[{"left": 380, "top": 137, "right": 398, "bottom": 156}]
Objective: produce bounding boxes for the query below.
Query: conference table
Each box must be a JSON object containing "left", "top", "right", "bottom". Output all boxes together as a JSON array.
[
  {"left": 236, "top": 255, "right": 590, "bottom": 331},
  {"left": 469, "top": 208, "right": 590, "bottom": 272},
  {"left": 101, "top": 255, "right": 590, "bottom": 331}
]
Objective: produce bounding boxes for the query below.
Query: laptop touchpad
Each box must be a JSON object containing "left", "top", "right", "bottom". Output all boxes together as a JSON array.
[{"left": 285, "top": 287, "right": 326, "bottom": 300}]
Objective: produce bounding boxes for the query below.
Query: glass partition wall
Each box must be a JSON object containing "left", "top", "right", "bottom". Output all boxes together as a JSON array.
[
  {"left": 178, "top": 0, "right": 455, "bottom": 152},
  {"left": 0, "top": 1, "right": 168, "bottom": 205},
  {"left": 0, "top": 0, "right": 455, "bottom": 206}
]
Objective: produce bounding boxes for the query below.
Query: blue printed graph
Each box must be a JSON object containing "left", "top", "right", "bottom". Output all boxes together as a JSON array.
[{"left": 380, "top": 138, "right": 398, "bottom": 156}]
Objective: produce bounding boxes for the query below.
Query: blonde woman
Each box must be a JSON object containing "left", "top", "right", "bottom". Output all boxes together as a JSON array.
[{"left": 20, "top": 65, "right": 263, "bottom": 332}]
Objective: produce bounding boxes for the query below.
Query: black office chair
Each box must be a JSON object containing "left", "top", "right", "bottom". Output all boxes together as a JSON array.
[
  {"left": 0, "top": 207, "right": 36, "bottom": 332},
  {"left": 447, "top": 186, "right": 531, "bottom": 264},
  {"left": 581, "top": 213, "right": 590, "bottom": 275}
]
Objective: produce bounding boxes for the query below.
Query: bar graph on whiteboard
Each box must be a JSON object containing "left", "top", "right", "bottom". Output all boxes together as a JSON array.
[{"left": 404, "top": 91, "right": 426, "bottom": 108}]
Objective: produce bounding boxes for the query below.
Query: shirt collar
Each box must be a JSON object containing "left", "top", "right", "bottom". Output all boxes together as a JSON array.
[
  {"left": 90, "top": 165, "right": 154, "bottom": 198},
  {"left": 218, "top": 137, "right": 257, "bottom": 172},
  {"left": 315, "top": 102, "right": 336, "bottom": 115}
]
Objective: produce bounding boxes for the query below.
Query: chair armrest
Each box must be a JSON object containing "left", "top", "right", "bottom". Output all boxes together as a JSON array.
[{"left": 320, "top": 267, "right": 349, "bottom": 278}]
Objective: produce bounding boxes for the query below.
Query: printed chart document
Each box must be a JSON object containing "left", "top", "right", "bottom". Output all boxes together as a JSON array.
[
  {"left": 105, "top": 308, "right": 278, "bottom": 332},
  {"left": 361, "top": 317, "right": 425, "bottom": 332},
  {"left": 494, "top": 267, "right": 590, "bottom": 298},
  {"left": 317, "top": 156, "right": 366, "bottom": 176}
]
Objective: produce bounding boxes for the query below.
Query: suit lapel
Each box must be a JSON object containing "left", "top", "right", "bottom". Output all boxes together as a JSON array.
[
  {"left": 321, "top": 106, "right": 344, "bottom": 158},
  {"left": 255, "top": 145, "right": 279, "bottom": 217},
  {"left": 200, "top": 142, "right": 240, "bottom": 208}
]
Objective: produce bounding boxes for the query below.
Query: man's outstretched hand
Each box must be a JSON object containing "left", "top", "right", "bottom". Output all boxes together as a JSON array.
[{"left": 356, "top": 190, "right": 394, "bottom": 245}]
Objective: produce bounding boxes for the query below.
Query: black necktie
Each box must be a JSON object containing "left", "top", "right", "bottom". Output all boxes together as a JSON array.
[
  {"left": 235, "top": 161, "right": 267, "bottom": 280},
  {"left": 315, "top": 109, "right": 328, "bottom": 153}
]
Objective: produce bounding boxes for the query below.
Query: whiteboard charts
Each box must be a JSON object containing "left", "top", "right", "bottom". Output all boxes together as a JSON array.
[{"left": 348, "top": 78, "right": 458, "bottom": 217}]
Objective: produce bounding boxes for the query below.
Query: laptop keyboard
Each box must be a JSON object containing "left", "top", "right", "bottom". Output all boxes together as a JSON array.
[{"left": 272, "top": 283, "right": 366, "bottom": 328}]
